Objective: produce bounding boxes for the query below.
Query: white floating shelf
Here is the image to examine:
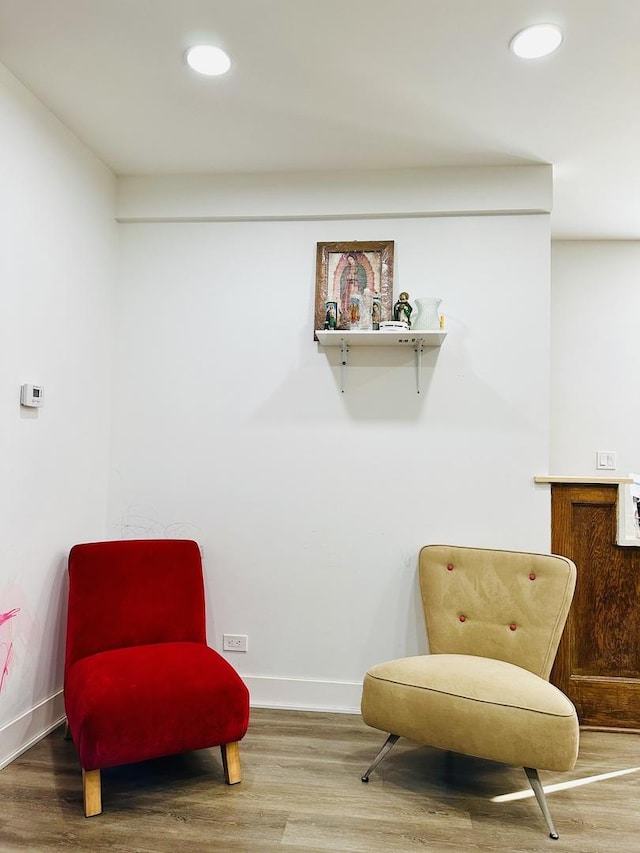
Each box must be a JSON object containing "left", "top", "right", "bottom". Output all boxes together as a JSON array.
[{"left": 315, "top": 329, "right": 447, "bottom": 347}]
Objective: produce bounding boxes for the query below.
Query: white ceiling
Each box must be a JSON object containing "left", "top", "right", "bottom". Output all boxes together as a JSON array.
[{"left": 0, "top": 0, "right": 638, "bottom": 239}]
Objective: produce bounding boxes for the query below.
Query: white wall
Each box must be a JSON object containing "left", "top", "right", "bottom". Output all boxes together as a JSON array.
[
  {"left": 109, "top": 173, "right": 552, "bottom": 711},
  {"left": 0, "top": 79, "right": 554, "bottom": 753},
  {"left": 0, "top": 64, "right": 117, "bottom": 767},
  {"left": 116, "top": 165, "right": 551, "bottom": 221},
  {"left": 551, "top": 241, "right": 640, "bottom": 476}
]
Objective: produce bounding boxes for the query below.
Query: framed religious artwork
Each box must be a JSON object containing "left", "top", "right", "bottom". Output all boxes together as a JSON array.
[{"left": 314, "top": 240, "right": 394, "bottom": 339}]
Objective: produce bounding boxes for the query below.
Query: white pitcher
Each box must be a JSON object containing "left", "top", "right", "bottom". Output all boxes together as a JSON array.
[{"left": 411, "top": 297, "right": 442, "bottom": 330}]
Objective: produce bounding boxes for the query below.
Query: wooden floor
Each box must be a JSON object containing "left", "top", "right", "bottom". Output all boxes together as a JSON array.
[{"left": 0, "top": 709, "right": 639, "bottom": 852}]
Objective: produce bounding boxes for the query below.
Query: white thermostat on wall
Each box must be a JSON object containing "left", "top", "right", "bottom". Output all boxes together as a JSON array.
[{"left": 20, "top": 384, "right": 44, "bottom": 407}]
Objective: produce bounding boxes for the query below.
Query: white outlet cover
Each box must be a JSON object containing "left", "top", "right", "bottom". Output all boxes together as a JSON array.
[{"left": 223, "top": 633, "right": 248, "bottom": 652}]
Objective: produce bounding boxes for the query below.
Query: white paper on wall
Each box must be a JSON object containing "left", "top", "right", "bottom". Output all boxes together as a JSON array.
[{"left": 616, "top": 474, "right": 640, "bottom": 546}]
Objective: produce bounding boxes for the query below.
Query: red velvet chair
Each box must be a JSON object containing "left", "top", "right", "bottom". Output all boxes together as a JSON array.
[{"left": 64, "top": 539, "right": 250, "bottom": 816}]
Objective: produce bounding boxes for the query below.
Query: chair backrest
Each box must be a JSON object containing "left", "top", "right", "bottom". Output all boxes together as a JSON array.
[
  {"left": 419, "top": 544, "right": 576, "bottom": 680},
  {"left": 65, "top": 539, "right": 207, "bottom": 669}
]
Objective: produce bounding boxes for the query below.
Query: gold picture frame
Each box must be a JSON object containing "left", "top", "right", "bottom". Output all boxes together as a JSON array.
[{"left": 314, "top": 241, "right": 394, "bottom": 339}]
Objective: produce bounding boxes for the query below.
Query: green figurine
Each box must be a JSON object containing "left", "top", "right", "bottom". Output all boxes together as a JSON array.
[{"left": 393, "top": 292, "right": 412, "bottom": 327}]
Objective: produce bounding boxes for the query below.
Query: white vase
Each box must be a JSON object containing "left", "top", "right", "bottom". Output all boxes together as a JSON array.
[{"left": 411, "top": 297, "right": 442, "bottom": 330}]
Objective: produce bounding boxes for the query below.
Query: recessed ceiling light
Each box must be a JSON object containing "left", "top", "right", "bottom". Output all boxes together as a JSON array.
[
  {"left": 510, "top": 24, "right": 563, "bottom": 59},
  {"left": 185, "top": 44, "right": 231, "bottom": 76}
]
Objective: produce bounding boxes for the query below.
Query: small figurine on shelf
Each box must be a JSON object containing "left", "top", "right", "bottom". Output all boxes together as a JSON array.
[
  {"left": 393, "top": 292, "right": 412, "bottom": 328},
  {"left": 372, "top": 295, "right": 382, "bottom": 330},
  {"left": 324, "top": 301, "right": 338, "bottom": 330},
  {"left": 348, "top": 297, "right": 360, "bottom": 328}
]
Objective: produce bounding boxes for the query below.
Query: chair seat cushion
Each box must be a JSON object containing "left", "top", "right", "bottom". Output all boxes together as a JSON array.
[
  {"left": 361, "top": 654, "right": 578, "bottom": 771},
  {"left": 65, "top": 641, "right": 250, "bottom": 771}
]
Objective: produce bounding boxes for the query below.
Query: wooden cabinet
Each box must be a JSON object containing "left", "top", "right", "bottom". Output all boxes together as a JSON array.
[{"left": 548, "top": 481, "right": 640, "bottom": 730}]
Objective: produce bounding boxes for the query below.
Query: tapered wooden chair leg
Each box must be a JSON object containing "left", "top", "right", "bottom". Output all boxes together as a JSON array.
[
  {"left": 82, "top": 768, "right": 102, "bottom": 817},
  {"left": 221, "top": 741, "right": 242, "bottom": 785},
  {"left": 63, "top": 720, "right": 72, "bottom": 741}
]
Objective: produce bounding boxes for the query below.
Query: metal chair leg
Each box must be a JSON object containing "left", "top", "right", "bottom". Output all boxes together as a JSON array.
[
  {"left": 361, "top": 734, "right": 400, "bottom": 782},
  {"left": 524, "top": 766, "right": 559, "bottom": 840}
]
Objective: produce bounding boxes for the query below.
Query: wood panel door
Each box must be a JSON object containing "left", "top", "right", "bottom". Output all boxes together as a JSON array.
[{"left": 550, "top": 482, "right": 640, "bottom": 729}]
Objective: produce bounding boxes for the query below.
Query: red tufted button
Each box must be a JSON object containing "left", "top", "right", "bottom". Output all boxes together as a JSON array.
[
  {"left": 529, "top": 573, "right": 536, "bottom": 581},
  {"left": 459, "top": 615, "right": 466, "bottom": 623},
  {"left": 447, "top": 563, "right": 454, "bottom": 571},
  {"left": 509, "top": 623, "right": 517, "bottom": 631}
]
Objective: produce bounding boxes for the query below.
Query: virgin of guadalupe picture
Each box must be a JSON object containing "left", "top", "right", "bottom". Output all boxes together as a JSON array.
[
  {"left": 314, "top": 241, "right": 394, "bottom": 338},
  {"left": 328, "top": 252, "right": 379, "bottom": 330}
]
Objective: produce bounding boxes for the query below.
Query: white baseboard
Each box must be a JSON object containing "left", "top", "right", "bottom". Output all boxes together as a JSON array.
[
  {"left": 243, "top": 675, "right": 362, "bottom": 714},
  {"left": 0, "top": 690, "right": 66, "bottom": 770}
]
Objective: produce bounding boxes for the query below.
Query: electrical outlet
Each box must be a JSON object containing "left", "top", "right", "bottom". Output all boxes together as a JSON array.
[
  {"left": 596, "top": 450, "right": 617, "bottom": 470},
  {"left": 223, "top": 633, "right": 248, "bottom": 652}
]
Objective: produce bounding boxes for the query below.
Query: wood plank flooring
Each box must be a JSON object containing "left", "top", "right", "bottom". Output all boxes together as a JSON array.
[{"left": 0, "top": 708, "right": 639, "bottom": 852}]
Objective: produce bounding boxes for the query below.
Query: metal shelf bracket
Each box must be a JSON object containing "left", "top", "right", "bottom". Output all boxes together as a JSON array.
[
  {"left": 415, "top": 339, "right": 424, "bottom": 394},
  {"left": 340, "top": 339, "right": 349, "bottom": 393}
]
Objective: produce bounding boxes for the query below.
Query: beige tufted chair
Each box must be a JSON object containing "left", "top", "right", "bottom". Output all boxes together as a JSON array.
[{"left": 360, "top": 544, "right": 579, "bottom": 839}]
